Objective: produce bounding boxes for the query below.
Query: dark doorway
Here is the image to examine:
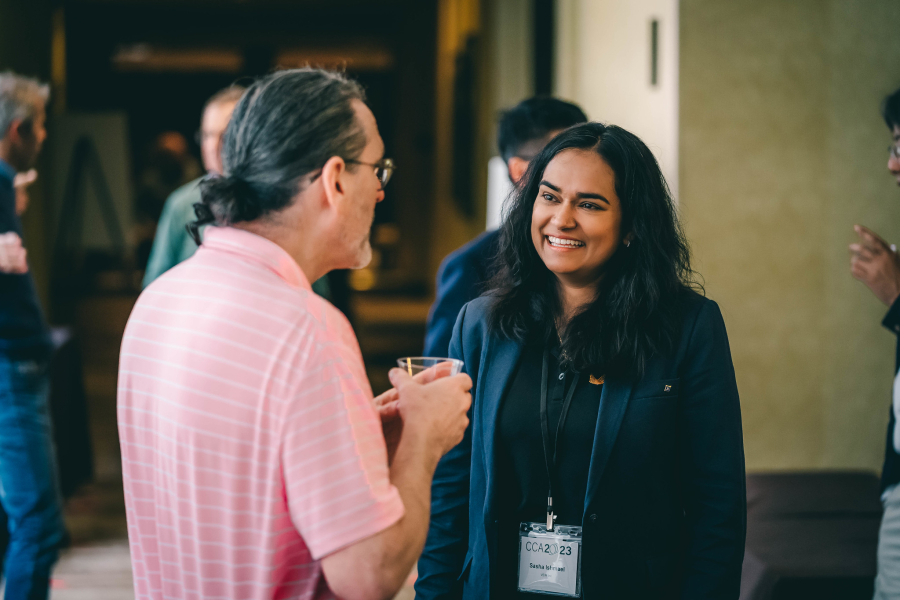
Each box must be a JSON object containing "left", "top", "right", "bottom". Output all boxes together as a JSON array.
[{"left": 63, "top": 0, "right": 437, "bottom": 300}]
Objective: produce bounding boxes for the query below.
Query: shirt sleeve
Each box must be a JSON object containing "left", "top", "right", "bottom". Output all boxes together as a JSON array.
[
  {"left": 884, "top": 295, "right": 900, "bottom": 336},
  {"left": 281, "top": 321, "right": 404, "bottom": 559}
]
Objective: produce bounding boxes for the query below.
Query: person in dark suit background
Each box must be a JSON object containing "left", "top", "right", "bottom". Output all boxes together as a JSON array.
[
  {"left": 850, "top": 87, "right": 900, "bottom": 598},
  {"left": 423, "top": 97, "right": 587, "bottom": 357},
  {"left": 416, "top": 123, "right": 746, "bottom": 599}
]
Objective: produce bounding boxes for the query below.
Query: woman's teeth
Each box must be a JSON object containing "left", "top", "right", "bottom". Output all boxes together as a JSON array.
[{"left": 547, "top": 236, "right": 585, "bottom": 248}]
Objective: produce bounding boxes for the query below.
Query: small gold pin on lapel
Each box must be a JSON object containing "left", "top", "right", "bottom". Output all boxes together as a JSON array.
[
  {"left": 589, "top": 374, "right": 605, "bottom": 385},
  {"left": 664, "top": 384, "right": 672, "bottom": 392}
]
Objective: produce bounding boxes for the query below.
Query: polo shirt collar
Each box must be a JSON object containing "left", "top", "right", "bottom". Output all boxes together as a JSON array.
[
  {"left": 202, "top": 226, "right": 312, "bottom": 291},
  {"left": 0, "top": 159, "right": 16, "bottom": 184}
]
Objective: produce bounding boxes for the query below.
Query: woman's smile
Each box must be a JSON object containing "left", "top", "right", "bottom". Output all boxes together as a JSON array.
[{"left": 545, "top": 234, "right": 586, "bottom": 249}]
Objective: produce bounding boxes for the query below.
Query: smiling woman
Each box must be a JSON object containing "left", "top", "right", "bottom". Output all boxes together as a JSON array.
[
  {"left": 492, "top": 122, "right": 696, "bottom": 377},
  {"left": 417, "top": 122, "right": 747, "bottom": 599}
]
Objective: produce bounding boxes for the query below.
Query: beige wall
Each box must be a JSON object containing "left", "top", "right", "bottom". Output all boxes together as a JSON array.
[
  {"left": 555, "top": 0, "right": 680, "bottom": 198},
  {"left": 681, "top": 0, "right": 900, "bottom": 471}
]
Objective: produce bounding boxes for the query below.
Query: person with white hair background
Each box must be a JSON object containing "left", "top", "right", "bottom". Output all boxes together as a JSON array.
[{"left": 0, "top": 71, "right": 66, "bottom": 600}]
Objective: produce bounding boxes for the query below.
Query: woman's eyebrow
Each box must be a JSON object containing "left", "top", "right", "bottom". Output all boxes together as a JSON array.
[
  {"left": 576, "top": 192, "right": 609, "bottom": 204},
  {"left": 540, "top": 180, "right": 609, "bottom": 204},
  {"left": 540, "top": 180, "right": 561, "bottom": 192}
]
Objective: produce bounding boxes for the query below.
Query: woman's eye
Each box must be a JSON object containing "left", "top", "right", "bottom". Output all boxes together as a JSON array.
[
  {"left": 542, "top": 193, "right": 558, "bottom": 202},
  {"left": 581, "top": 202, "right": 602, "bottom": 211}
]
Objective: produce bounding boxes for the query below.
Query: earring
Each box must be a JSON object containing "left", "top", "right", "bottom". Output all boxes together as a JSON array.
[{"left": 625, "top": 240, "right": 631, "bottom": 248}]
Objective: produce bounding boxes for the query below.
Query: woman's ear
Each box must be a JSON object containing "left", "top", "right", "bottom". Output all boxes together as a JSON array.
[{"left": 623, "top": 232, "right": 635, "bottom": 247}]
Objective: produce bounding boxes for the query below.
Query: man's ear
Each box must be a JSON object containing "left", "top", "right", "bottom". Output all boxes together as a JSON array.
[
  {"left": 5, "top": 119, "right": 24, "bottom": 144},
  {"left": 319, "top": 155, "right": 347, "bottom": 210},
  {"left": 507, "top": 156, "right": 529, "bottom": 183}
]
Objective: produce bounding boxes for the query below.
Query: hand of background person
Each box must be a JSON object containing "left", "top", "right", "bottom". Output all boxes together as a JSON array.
[
  {"left": 374, "top": 362, "right": 463, "bottom": 465},
  {"left": 850, "top": 225, "right": 900, "bottom": 306},
  {"left": 12, "top": 169, "right": 37, "bottom": 216},
  {"left": 0, "top": 232, "right": 28, "bottom": 274},
  {"left": 387, "top": 366, "right": 472, "bottom": 461}
]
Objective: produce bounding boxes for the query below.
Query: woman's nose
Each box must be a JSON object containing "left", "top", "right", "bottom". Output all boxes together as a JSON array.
[{"left": 551, "top": 204, "right": 576, "bottom": 228}]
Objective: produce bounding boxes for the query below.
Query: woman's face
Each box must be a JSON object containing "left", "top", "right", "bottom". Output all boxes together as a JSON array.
[{"left": 530, "top": 149, "right": 627, "bottom": 287}]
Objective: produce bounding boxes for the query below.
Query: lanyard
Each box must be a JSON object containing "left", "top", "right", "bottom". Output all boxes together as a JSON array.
[{"left": 539, "top": 345, "right": 579, "bottom": 531}]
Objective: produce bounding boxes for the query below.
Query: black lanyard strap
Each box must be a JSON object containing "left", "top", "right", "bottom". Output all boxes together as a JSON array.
[{"left": 539, "top": 346, "right": 579, "bottom": 504}]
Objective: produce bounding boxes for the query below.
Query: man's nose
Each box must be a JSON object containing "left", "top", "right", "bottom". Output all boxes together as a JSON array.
[
  {"left": 889, "top": 154, "right": 900, "bottom": 173},
  {"left": 376, "top": 188, "right": 386, "bottom": 203}
]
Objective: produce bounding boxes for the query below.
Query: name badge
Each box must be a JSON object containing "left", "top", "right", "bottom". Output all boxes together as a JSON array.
[{"left": 517, "top": 522, "right": 582, "bottom": 597}]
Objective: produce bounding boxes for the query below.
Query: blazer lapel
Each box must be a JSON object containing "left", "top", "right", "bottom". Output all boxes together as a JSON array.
[
  {"left": 480, "top": 334, "right": 523, "bottom": 521},
  {"left": 583, "top": 375, "right": 634, "bottom": 514}
]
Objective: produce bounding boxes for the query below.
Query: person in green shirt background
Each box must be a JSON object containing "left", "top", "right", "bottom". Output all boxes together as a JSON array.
[
  {"left": 142, "top": 85, "right": 244, "bottom": 288},
  {"left": 142, "top": 84, "right": 331, "bottom": 299}
]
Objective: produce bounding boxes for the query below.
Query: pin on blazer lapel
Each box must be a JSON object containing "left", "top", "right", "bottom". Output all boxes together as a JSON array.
[
  {"left": 480, "top": 334, "right": 524, "bottom": 521},
  {"left": 583, "top": 375, "right": 634, "bottom": 515}
]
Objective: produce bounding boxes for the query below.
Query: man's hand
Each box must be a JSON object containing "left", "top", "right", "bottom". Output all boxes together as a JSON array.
[
  {"left": 388, "top": 367, "right": 472, "bottom": 463},
  {"left": 373, "top": 362, "right": 462, "bottom": 465},
  {"left": 13, "top": 169, "right": 37, "bottom": 216},
  {"left": 322, "top": 365, "right": 471, "bottom": 600},
  {"left": 850, "top": 225, "right": 900, "bottom": 306},
  {"left": 374, "top": 388, "right": 401, "bottom": 465},
  {"left": 0, "top": 232, "right": 28, "bottom": 274}
]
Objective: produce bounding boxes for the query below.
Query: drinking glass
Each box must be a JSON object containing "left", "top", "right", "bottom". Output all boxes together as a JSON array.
[{"left": 396, "top": 357, "right": 464, "bottom": 377}]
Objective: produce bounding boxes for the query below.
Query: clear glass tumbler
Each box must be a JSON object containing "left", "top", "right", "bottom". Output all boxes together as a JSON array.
[{"left": 396, "top": 357, "right": 464, "bottom": 377}]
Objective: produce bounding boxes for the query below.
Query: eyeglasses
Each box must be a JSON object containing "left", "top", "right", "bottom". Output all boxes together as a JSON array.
[
  {"left": 346, "top": 158, "right": 395, "bottom": 189},
  {"left": 890, "top": 144, "right": 900, "bottom": 159}
]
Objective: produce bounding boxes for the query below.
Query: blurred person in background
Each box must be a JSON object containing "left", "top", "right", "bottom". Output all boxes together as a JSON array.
[
  {"left": 424, "top": 97, "right": 587, "bottom": 357},
  {"left": 118, "top": 68, "right": 472, "bottom": 600},
  {"left": 134, "top": 131, "right": 201, "bottom": 269},
  {"left": 0, "top": 72, "right": 66, "bottom": 600},
  {"left": 141, "top": 84, "right": 331, "bottom": 298},
  {"left": 417, "top": 123, "right": 746, "bottom": 599},
  {"left": 141, "top": 85, "right": 244, "bottom": 287},
  {"left": 852, "top": 86, "right": 900, "bottom": 599}
]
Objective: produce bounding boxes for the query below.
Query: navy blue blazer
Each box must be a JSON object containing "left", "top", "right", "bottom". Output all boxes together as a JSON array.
[
  {"left": 416, "top": 293, "right": 746, "bottom": 599},
  {"left": 424, "top": 230, "right": 501, "bottom": 357}
]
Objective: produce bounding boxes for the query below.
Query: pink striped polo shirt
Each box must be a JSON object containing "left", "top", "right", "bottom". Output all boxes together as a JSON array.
[{"left": 118, "top": 226, "right": 404, "bottom": 600}]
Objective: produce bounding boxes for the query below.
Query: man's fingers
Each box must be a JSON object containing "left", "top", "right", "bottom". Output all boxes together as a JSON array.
[
  {"left": 851, "top": 262, "right": 869, "bottom": 280},
  {"left": 388, "top": 367, "right": 414, "bottom": 389},
  {"left": 451, "top": 373, "right": 473, "bottom": 393},
  {"left": 856, "top": 225, "right": 890, "bottom": 250},
  {"left": 850, "top": 243, "right": 875, "bottom": 262},
  {"left": 13, "top": 169, "right": 37, "bottom": 188},
  {"left": 377, "top": 400, "right": 401, "bottom": 420},
  {"left": 413, "top": 361, "right": 456, "bottom": 385},
  {"left": 373, "top": 387, "right": 399, "bottom": 407}
]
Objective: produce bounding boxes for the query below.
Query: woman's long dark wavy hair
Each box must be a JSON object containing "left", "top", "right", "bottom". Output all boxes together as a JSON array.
[{"left": 489, "top": 122, "right": 701, "bottom": 378}]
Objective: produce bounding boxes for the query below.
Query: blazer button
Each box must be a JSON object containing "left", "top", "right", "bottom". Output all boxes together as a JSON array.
[{"left": 589, "top": 514, "right": 597, "bottom": 523}]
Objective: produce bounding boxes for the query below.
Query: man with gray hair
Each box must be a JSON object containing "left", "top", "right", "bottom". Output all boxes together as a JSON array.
[
  {"left": 118, "top": 68, "right": 472, "bottom": 600},
  {"left": 0, "top": 72, "right": 66, "bottom": 600}
]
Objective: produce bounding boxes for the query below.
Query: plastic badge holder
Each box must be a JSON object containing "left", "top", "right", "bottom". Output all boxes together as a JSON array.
[{"left": 517, "top": 522, "right": 583, "bottom": 597}]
